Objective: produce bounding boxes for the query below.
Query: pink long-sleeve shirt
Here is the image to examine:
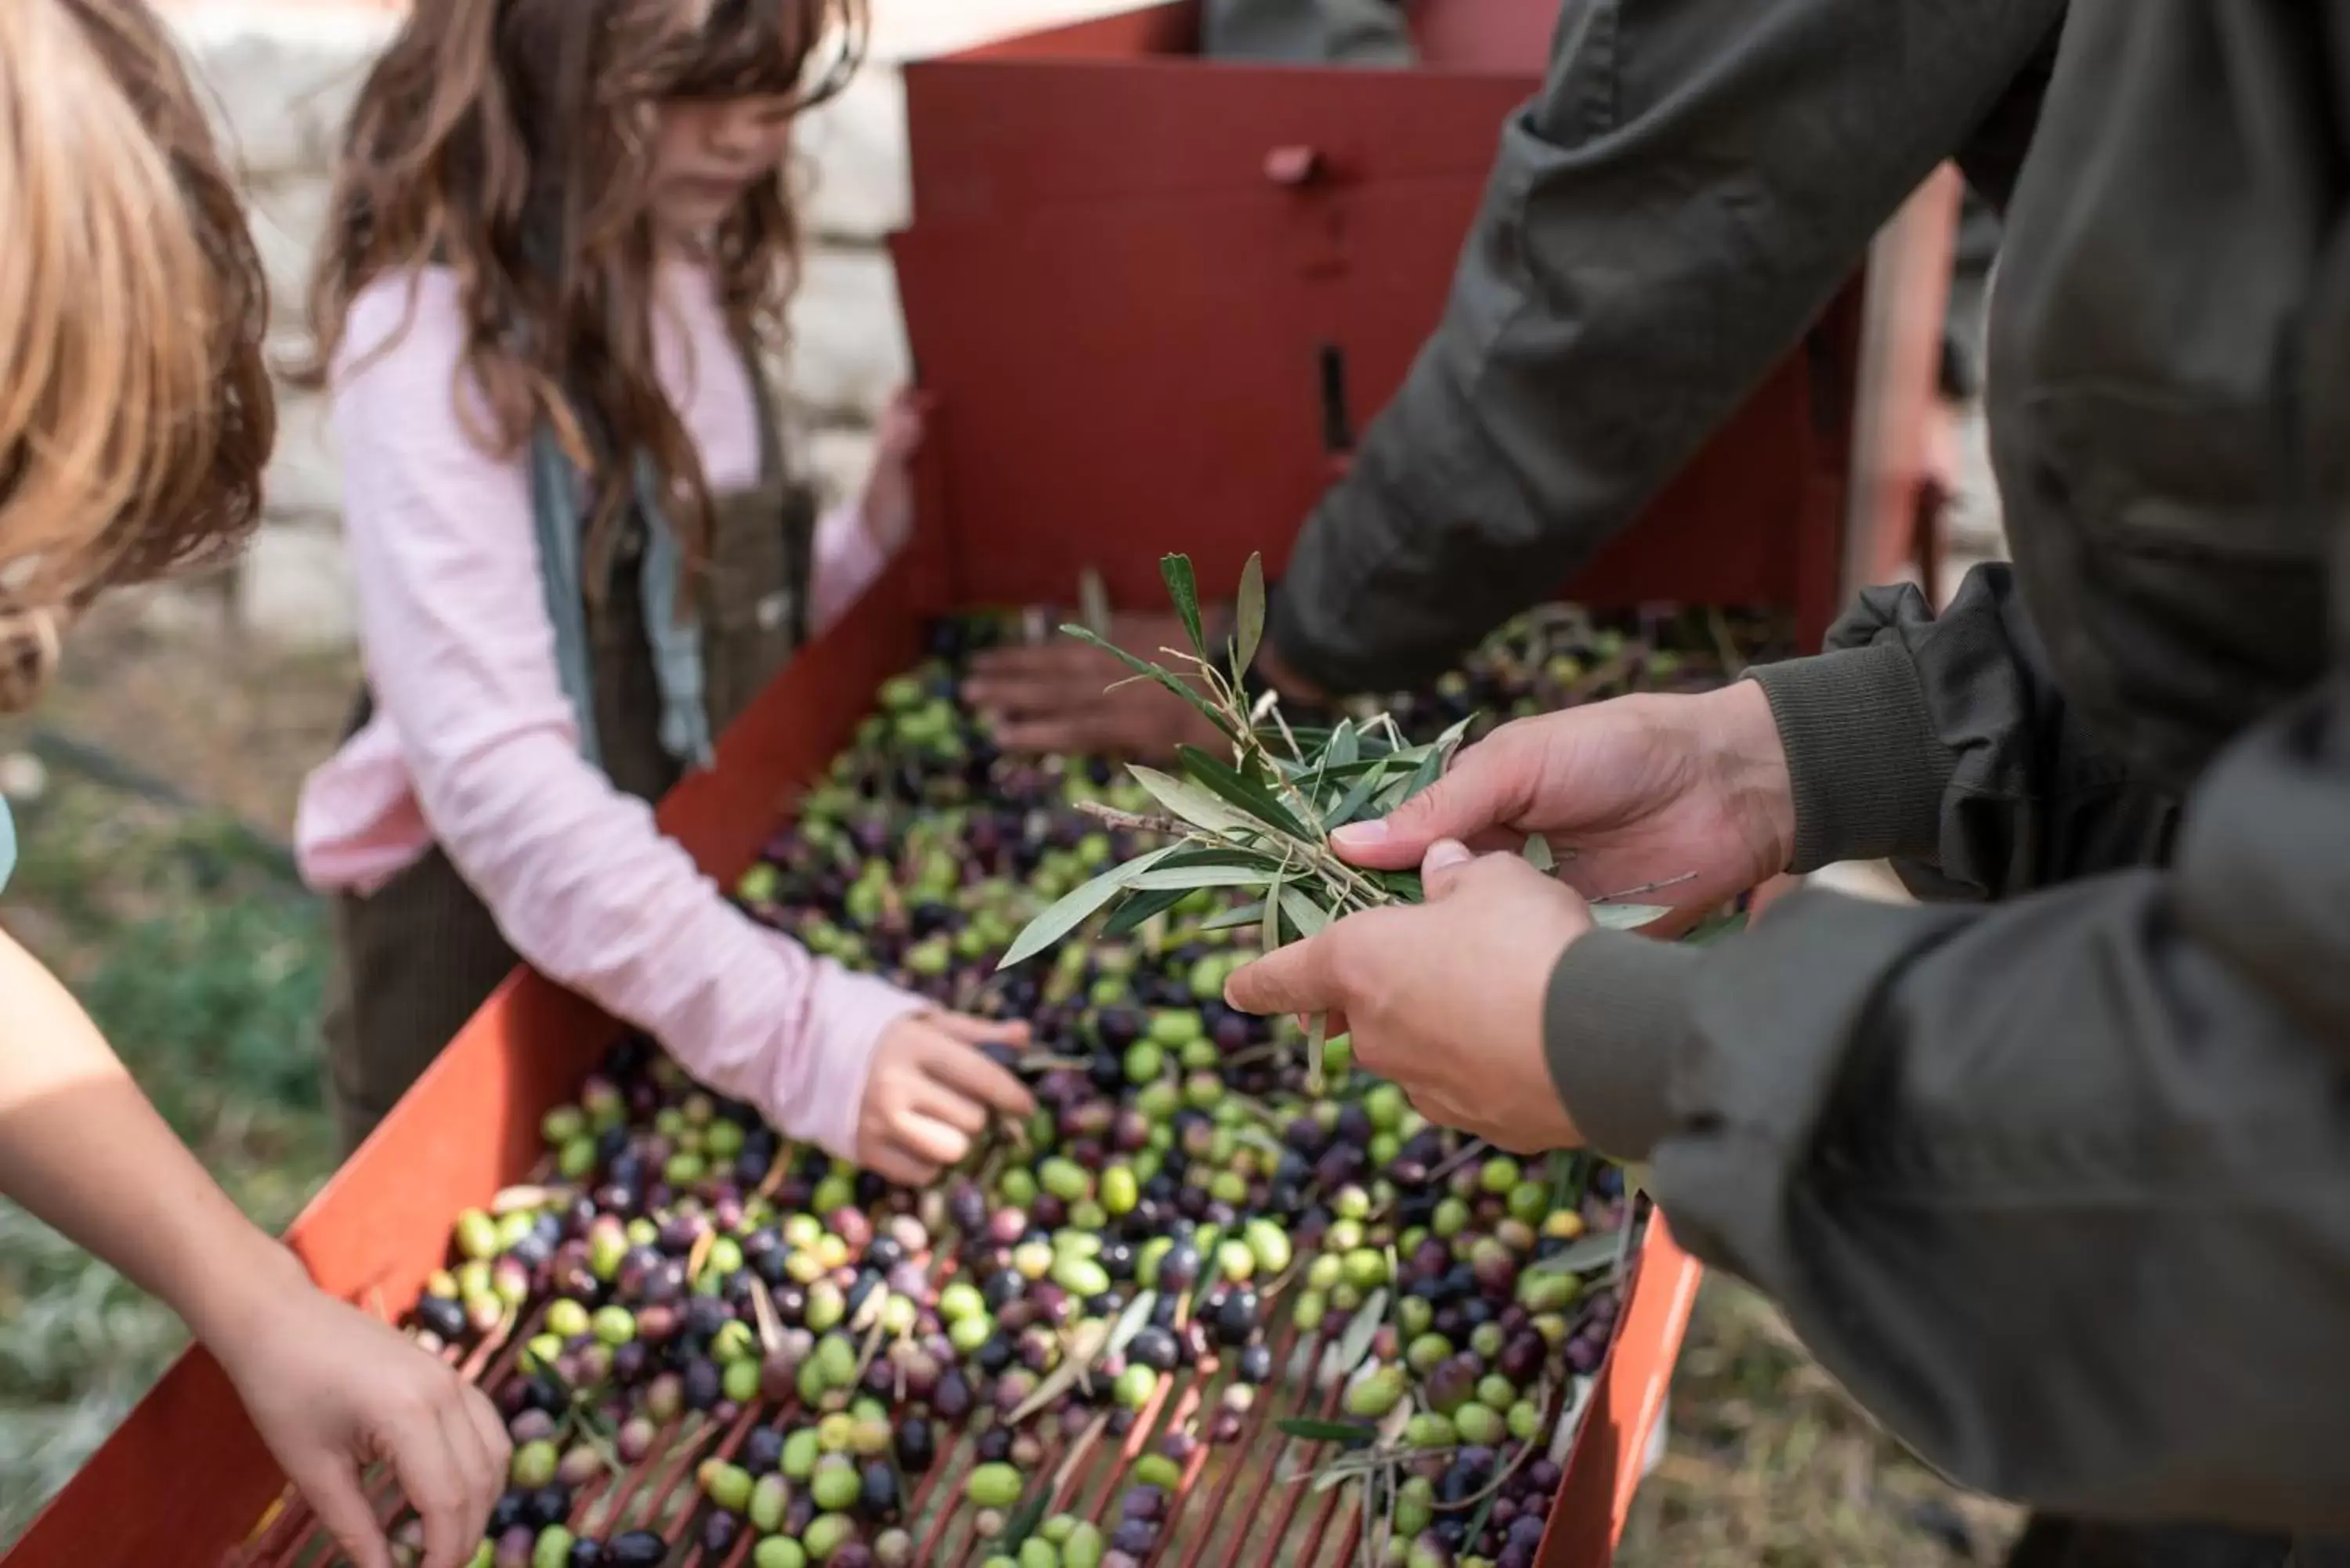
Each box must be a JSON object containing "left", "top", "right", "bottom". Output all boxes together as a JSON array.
[{"left": 294, "top": 264, "right": 921, "bottom": 1159}]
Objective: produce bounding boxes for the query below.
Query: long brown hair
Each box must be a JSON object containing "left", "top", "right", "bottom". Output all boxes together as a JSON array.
[
  {"left": 0, "top": 0, "right": 273, "bottom": 710},
  {"left": 304, "top": 0, "right": 867, "bottom": 594}
]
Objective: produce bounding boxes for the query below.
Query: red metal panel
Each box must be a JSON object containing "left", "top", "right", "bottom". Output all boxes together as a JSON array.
[{"left": 892, "top": 210, "right": 1841, "bottom": 628}]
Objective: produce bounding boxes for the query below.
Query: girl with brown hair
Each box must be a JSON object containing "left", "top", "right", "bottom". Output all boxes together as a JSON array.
[
  {"left": 0, "top": 3, "right": 504, "bottom": 1564},
  {"left": 295, "top": 0, "right": 1036, "bottom": 1180}
]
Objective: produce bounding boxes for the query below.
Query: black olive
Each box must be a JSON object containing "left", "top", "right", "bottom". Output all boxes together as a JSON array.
[
  {"left": 897, "top": 1418, "right": 935, "bottom": 1473},
  {"left": 975, "top": 1335, "right": 1014, "bottom": 1376},
  {"left": 981, "top": 1270, "right": 1025, "bottom": 1311},
  {"left": 975, "top": 1427, "right": 1014, "bottom": 1464},
  {"left": 861, "top": 1461, "right": 900, "bottom": 1521},
  {"left": 1100, "top": 1240, "right": 1136, "bottom": 1281},
  {"left": 416, "top": 1295, "right": 467, "bottom": 1342},
  {"left": 866, "top": 1235, "right": 908, "bottom": 1274},
  {"left": 1237, "top": 1344, "right": 1274, "bottom": 1385},
  {"left": 844, "top": 1270, "right": 882, "bottom": 1319},
  {"left": 522, "top": 1375, "right": 569, "bottom": 1415},
  {"left": 487, "top": 1493, "right": 526, "bottom": 1536},
  {"left": 743, "top": 1426, "right": 786, "bottom": 1475},
  {"left": 1127, "top": 1327, "right": 1179, "bottom": 1375},
  {"left": 1088, "top": 1053, "right": 1127, "bottom": 1094},
  {"left": 568, "top": 1539, "right": 604, "bottom": 1567},
  {"left": 1214, "top": 1289, "right": 1259, "bottom": 1348},
  {"left": 522, "top": 1482, "right": 572, "bottom": 1530},
  {"left": 606, "top": 1530, "right": 667, "bottom": 1567},
  {"left": 685, "top": 1297, "right": 732, "bottom": 1338},
  {"left": 682, "top": 1358, "right": 722, "bottom": 1411}
]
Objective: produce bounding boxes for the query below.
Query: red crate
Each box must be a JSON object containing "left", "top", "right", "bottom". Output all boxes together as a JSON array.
[{"left": 7, "top": 3, "right": 1952, "bottom": 1563}]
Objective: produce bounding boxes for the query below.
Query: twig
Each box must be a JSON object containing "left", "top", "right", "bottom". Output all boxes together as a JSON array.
[
  {"left": 1074, "top": 800, "right": 1185, "bottom": 836},
  {"left": 1591, "top": 872, "right": 1700, "bottom": 904}
]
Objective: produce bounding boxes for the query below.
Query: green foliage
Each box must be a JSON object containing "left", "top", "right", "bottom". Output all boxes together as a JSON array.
[{"left": 0, "top": 786, "right": 334, "bottom": 1543}]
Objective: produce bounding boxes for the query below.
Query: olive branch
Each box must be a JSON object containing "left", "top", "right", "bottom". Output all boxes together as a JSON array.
[{"left": 997, "top": 553, "right": 1683, "bottom": 1091}]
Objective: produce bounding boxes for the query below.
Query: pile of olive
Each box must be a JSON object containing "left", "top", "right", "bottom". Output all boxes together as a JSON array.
[{"left": 400, "top": 607, "right": 1755, "bottom": 1568}]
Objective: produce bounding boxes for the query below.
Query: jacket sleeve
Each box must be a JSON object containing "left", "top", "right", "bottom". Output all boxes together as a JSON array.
[
  {"left": 1543, "top": 191, "right": 2350, "bottom": 1546},
  {"left": 1264, "top": 0, "right": 2069, "bottom": 695},
  {"left": 1748, "top": 566, "right": 2180, "bottom": 900}
]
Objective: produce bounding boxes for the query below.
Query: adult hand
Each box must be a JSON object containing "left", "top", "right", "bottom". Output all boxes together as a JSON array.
[
  {"left": 1224, "top": 842, "right": 1588, "bottom": 1154},
  {"left": 1334, "top": 683, "right": 1795, "bottom": 924},
  {"left": 208, "top": 1253, "right": 509, "bottom": 1568},
  {"left": 856, "top": 1013, "right": 1036, "bottom": 1186},
  {"left": 962, "top": 611, "right": 1230, "bottom": 757}
]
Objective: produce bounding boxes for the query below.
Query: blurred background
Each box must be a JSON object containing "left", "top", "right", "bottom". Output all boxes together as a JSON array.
[{"left": 0, "top": 2, "right": 2013, "bottom": 1559}]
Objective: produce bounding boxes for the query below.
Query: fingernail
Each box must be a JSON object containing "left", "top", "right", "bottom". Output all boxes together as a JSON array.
[
  {"left": 1332, "top": 820, "right": 1390, "bottom": 848},
  {"left": 1424, "top": 839, "right": 1472, "bottom": 873}
]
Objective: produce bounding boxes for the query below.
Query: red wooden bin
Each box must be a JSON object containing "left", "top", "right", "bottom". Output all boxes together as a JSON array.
[{"left": 7, "top": 4, "right": 1954, "bottom": 1563}]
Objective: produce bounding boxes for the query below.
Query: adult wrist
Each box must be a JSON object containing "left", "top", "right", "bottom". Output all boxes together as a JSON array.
[
  {"left": 1744, "top": 644, "right": 1955, "bottom": 873},
  {"left": 1687, "top": 681, "right": 1798, "bottom": 880}
]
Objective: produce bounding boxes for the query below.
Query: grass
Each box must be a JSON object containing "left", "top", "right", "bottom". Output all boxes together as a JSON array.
[{"left": 0, "top": 775, "right": 337, "bottom": 1544}]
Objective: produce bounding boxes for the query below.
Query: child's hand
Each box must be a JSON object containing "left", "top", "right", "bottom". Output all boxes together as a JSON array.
[
  {"left": 856, "top": 388, "right": 931, "bottom": 558},
  {"left": 208, "top": 1259, "right": 509, "bottom": 1568},
  {"left": 856, "top": 1011, "right": 1036, "bottom": 1186}
]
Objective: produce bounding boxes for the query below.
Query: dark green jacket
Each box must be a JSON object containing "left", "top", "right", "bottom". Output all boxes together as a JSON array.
[
  {"left": 1272, "top": 0, "right": 2350, "bottom": 1537},
  {"left": 1198, "top": 0, "right": 1415, "bottom": 67}
]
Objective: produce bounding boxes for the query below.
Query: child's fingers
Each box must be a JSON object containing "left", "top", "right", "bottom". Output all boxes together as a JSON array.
[
  {"left": 293, "top": 1455, "right": 392, "bottom": 1568},
  {"left": 864, "top": 1143, "right": 938, "bottom": 1189},
  {"left": 886, "top": 1110, "right": 971, "bottom": 1170},
  {"left": 916, "top": 1037, "right": 1035, "bottom": 1118},
  {"left": 927, "top": 1012, "right": 1031, "bottom": 1046},
  {"left": 381, "top": 1413, "right": 476, "bottom": 1568},
  {"left": 912, "top": 1082, "right": 991, "bottom": 1138},
  {"left": 436, "top": 1393, "right": 501, "bottom": 1554},
  {"left": 461, "top": 1382, "right": 512, "bottom": 1492}
]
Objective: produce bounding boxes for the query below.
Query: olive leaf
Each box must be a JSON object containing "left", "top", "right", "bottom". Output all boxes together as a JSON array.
[
  {"left": 1176, "top": 744, "right": 1314, "bottom": 841},
  {"left": 1589, "top": 903, "right": 1671, "bottom": 930},
  {"left": 1100, "top": 883, "right": 1196, "bottom": 939},
  {"left": 1160, "top": 553, "right": 1206, "bottom": 659},
  {"left": 1263, "top": 873, "right": 1286, "bottom": 951},
  {"left": 1234, "top": 551, "right": 1267, "bottom": 674},
  {"left": 1105, "top": 1290, "right": 1159, "bottom": 1361},
  {"left": 1279, "top": 886, "right": 1332, "bottom": 939},
  {"left": 999, "top": 844, "right": 1178, "bottom": 967},
  {"left": 1124, "top": 863, "right": 1278, "bottom": 892},
  {"left": 1129, "top": 764, "right": 1257, "bottom": 838},
  {"left": 1277, "top": 1417, "right": 1379, "bottom": 1446},
  {"left": 993, "top": 1488, "right": 1053, "bottom": 1553},
  {"left": 1523, "top": 836, "right": 1556, "bottom": 873},
  {"left": 1525, "top": 1233, "right": 1624, "bottom": 1279},
  {"left": 1334, "top": 1289, "right": 1387, "bottom": 1378},
  {"left": 1199, "top": 901, "right": 1269, "bottom": 933},
  {"left": 1061, "top": 624, "right": 1238, "bottom": 743}
]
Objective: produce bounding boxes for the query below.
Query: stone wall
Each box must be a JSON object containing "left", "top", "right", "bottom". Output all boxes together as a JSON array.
[{"left": 157, "top": 0, "right": 1137, "bottom": 648}]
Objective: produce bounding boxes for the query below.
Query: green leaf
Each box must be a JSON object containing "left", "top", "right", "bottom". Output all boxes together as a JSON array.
[
  {"left": 1175, "top": 744, "right": 1312, "bottom": 840},
  {"left": 1277, "top": 1418, "right": 1379, "bottom": 1446},
  {"left": 1279, "top": 886, "right": 1331, "bottom": 938},
  {"left": 1100, "top": 883, "right": 1193, "bottom": 939},
  {"left": 1325, "top": 717, "right": 1360, "bottom": 771},
  {"left": 1061, "top": 624, "right": 1238, "bottom": 742},
  {"left": 1127, "top": 763, "right": 1256, "bottom": 837},
  {"left": 1159, "top": 554, "right": 1206, "bottom": 659},
  {"left": 1199, "top": 901, "right": 1268, "bottom": 933},
  {"left": 1155, "top": 845, "right": 1289, "bottom": 873},
  {"left": 993, "top": 1487, "right": 1052, "bottom": 1552},
  {"left": 1683, "top": 910, "right": 1749, "bottom": 945},
  {"left": 1124, "top": 863, "right": 1275, "bottom": 892},
  {"left": 1372, "top": 870, "right": 1424, "bottom": 904},
  {"left": 1523, "top": 836, "right": 1556, "bottom": 873},
  {"left": 999, "top": 845, "right": 1177, "bottom": 967},
  {"left": 1590, "top": 903, "right": 1671, "bottom": 930},
  {"left": 1263, "top": 873, "right": 1285, "bottom": 952},
  {"left": 1527, "top": 1233, "right": 1623, "bottom": 1278},
  {"left": 1336, "top": 1289, "right": 1388, "bottom": 1378},
  {"left": 1106, "top": 1290, "right": 1159, "bottom": 1361},
  {"left": 1234, "top": 552, "right": 1267, "bottom": 673},
  {"left": 1325, "top": 759, "right": 1397, "bottom": 829}
]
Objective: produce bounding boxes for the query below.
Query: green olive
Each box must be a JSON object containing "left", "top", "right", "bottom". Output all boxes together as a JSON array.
[
  {"left": 1455, "top": 1404, "right": 1507, "bottom": 1447},
  {"left": 533, "top": 1526, "right": 575, "bottom": 1568},
  {"left": 783, "top": 1426, "right": 822, "bottom": 1479},
  {"left": 967, "top": 1461, "right": 1025, "bottom": 1509},
  {"left": 1020, "top": 1540, "right": 1060, "bottom": 1568},
  {"left": 592, "top": 1306, "right": 636, "bottom": 1346},
  {"left": 512, "top": 1438, "right": 559, "bottom": 1489},
  {"left": 1133, "top": 1454, "right": 1181, "bottom": 1490},
  {"left": 1480, "top": 1155, "right": 1523, "bottom": 1194},
  {"left": 1343, "top": 1366, "right": 1408, "bottom": 1421},
  {"left": 802, "top": 1515, "right": 856, "bottom": 1563},
  {"left": 1509, "top": 1400, "right": 1543, "bottom": 1443},
  {"left": 454, "top": 1209, "right": 500, "bottom": 1262},
  {"left": 751, "top": 1472, "right": 790, "bottom": 1534},
  {"left": 1148, "top": 1010, "right": 1202, "bottom": 1048},
  {"left": 545, "top": 1299, "right": 591, "bottom": 1340},
  {"left": 557, "top": 1137, "right": 598, "bottom": 1180},
  {"left": 755, "top": 1535, "right": 808, "bottom": 1568},
  {"left": 1061, "top": 1521, "right": 1105, "bottom": 1568},
  {"left": 1123, "top": 1041, "right": 1166, "bottom": 1084},
  {"left": 1101, "top": 1165, "right": 1139, "bottom": 1216},
  {"left": 1039, "top": 1158, "right": 1091, "bottom": 1202},
  {"left": 714, "top": 1320, "right": 757, "bottom": 1364},
  {"left": 724, "top": 1357, "right": 761, "bottom": 1404},
  {"left": 1405, "top": 1333, "right": 1452, "bottom": 1375},
  {"left": 1405, "top": 1412, "right": 1455, "bottom": 1451},
  {"left": 1113, "top": 1364, "right": 1158, "bottom": 1411},
  {"left": 949, "top": 1313, "right": 993, "bottom": 1355},
  {"left": 701, "top": 1458, "right": 754, "bottom": 1512},
  {"left": 1432, "top": 1198, "right": 1470, "bottom": 1239},
  {"left": 1050, "top": 1255, "right": 1111, "bottom": 1299},
  {"left": 812, "top": 1457, "right": 862, "bottom": 1512},
  {"left": 1477, "top": 1374, "right": 1517, "bottom": 1411}
]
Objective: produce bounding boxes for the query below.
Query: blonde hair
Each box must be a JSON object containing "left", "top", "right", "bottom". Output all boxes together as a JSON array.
[{"left": 0, "top": 0, "right": 273, "bottom": 710}]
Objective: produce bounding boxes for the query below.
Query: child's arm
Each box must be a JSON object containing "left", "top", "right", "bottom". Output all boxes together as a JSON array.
[
  {"left": 807, "top": 388, "right": 927, "bottom": 634},
  {"left": 324, "top": 276, "right": 1031, "bottom": 1180},
  {"left": 0, "top": 929, "right": 507, "bottom": 1568}
]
